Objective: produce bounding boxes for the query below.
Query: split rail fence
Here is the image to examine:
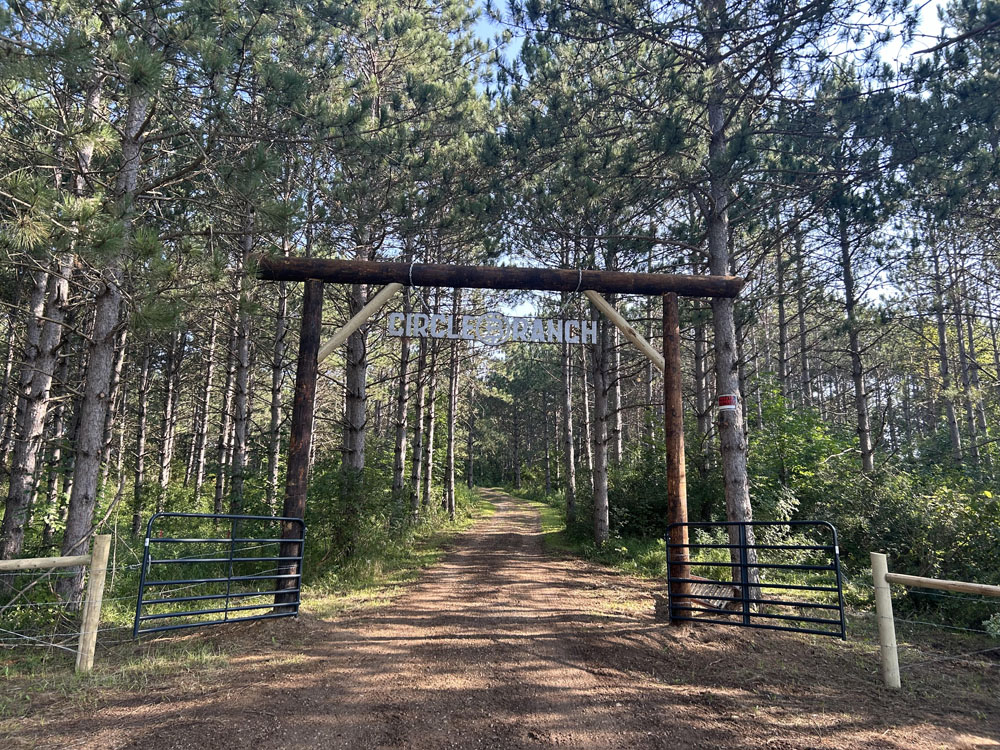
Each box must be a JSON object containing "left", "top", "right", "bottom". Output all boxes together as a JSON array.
[
  {"left": 0, "top": 534, "right": 111, "bottom": 673},
  {"left": 870, "top": 551, "right": 1000, "bottom": 688}
]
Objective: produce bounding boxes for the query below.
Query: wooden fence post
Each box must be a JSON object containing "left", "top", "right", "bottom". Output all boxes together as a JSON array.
[
  {"left": 76, "top": 534, "right": 111, "bottom": 674},
  {"left": 871, "top": 552, "right": 901, "bottom": 689},
  {"left": 277, "top": 278, "right": 324, "bottom": 609}
]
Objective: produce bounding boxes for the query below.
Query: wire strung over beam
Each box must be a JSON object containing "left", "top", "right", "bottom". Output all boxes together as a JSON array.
[{"left": 256, "top": 256, "right": 744, "bottom": 298}]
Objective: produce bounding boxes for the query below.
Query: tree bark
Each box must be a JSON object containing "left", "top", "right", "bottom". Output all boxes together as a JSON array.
[
  {"left": 512, "top": 413, "right": 521, "bottom": 490},
  {"left": 214, "top": 326, "right": 237, "bottom": 514},
  {"left": 444, "top": 289, "right": 461, "bottom": 520},
  {"left": 41, "top": 351, "right": 70, "bottom": 549},
  {"left": 963, "top": 297, "right": 991, "bottom": 473},
  {"left": 2, "top": 257, "right": 72, "bottom": 560},
  {"left": 776, "top": 236, "right": 790, "bottom": 399},
  {"left": 0, "top": 316, "right": 17, "bottom": 470},
  {"left": 609, "top": 325, "right": 623, "bottom": 465},
  {"left": 580, "top": 334, "right": 594, "bottom": 494},
  {"left": 466, "top": 406, "right": 475, "bottom": 489},
  {"left": 837, "top": 203, "right": 875, "bottom": 473},
  {"left": 409, "top": 338, "right": 427, "bottom": 519},
  {"left": 561, "top": 301, "right": 577, "bottom": 525},
  {"left": 702, "top": 4, "right": 760, "bottom": 589},
  {"left": 230, "top": 214, "right": 254, "bottom": 514},
  {"left": 157, "top": 330, "right": 183, "bottom": 511},
  {"left": 543, "top": 394, "right": 552, "bottom": 496},
  {"left": 192, "top": 314, "right": 218, "bottom": 503},
  {"left": 99, "top": 326, "right": 128, "bottom": 493},
  {"left": 391, "top": 290, "right": 412, "bottom": 508},
  {"left": 342, "top": 281, "right": 368, "bottom": 480},
  {"left": 694, "top": 310, "right": 712, "bottom": 487},
  {"left": 795, "top": 230, "right": 811, "bottom": 406},
  {"left": 952, "top": 285, "right": 979, "bottom": 468},
  {"left": 265, "top": 274, "right": 289, "bottom": 509},
  {"left": 591, "top": 307, "right": 610, "bottom": 546},
  {"left": 131, "top": 346, "right": 152, "bottom": 537},
  {"left": 932, "top": 254, "right": 963, "bottom": 461},
  {"left": 421, "top": 337, "right": 439, "bottom": 508}
]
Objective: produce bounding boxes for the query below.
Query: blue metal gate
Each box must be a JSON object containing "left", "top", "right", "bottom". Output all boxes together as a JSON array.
[
  {"left": 133, "top": 512, "right": 306, "bottom": 637},
  {"left": 666, "top": 520, "right": 847, "bottom": 639}
]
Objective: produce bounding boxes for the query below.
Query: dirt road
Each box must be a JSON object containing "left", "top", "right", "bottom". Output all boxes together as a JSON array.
[{"left": 9, "top": 491, "right": 999, "bottom": 749}]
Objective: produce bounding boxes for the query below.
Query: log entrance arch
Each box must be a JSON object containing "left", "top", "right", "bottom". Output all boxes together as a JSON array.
[{"left": 259, "top": 256, "right": 744, "bottom": 613}]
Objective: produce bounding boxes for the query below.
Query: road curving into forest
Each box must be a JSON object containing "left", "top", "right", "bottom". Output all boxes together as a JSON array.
[{"left": 10, "top": 490, "right": 998, "bottom": 749}]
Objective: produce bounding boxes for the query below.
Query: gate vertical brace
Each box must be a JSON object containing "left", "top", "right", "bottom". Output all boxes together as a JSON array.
[
  {"left": 132, "top": 531, "right": 152, "bottom": 638},
  {"left": 276, "top": 278, "right": 324, "bottom": 610},
  {"left": 738, "top": 523, "right": 751, "bottom": 626},
  {"left": 223, "top": 516, "right": 237, "bottom": 621},
  {"left": 663, "top": 292, "right": 691, "bottom": 623}
]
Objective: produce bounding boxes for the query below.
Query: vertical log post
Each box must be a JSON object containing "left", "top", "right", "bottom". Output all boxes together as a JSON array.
[
  {"left": 871, "top": 552, "right": 901, "bottom": 689},
  {"left": 276, "top": 279, "right": 324, "bottom": 609},
  {"left": 76, "top": 534, "right": 110, "bottom": 674},
  {"left": 663, "top": 293, "right": 691, "bottom": 623}
]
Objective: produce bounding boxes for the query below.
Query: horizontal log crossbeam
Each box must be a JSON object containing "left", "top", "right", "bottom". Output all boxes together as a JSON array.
[{"left": 257, "top": 256, "right": 743, "bottom": 298}]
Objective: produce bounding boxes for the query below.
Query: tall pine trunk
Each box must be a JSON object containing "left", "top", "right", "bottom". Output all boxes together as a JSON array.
[
  {"left": 561, "top": 303, "right": 577, "bottom": 526},
  {"left": 342, "top": 282, "right": 368, "bottom": 485},
  {"left": 932, "top": 254, "right": 963, "bottom": 461},
  {"left": 99, "top": 326, "right": 128, "bottom": 493},
  {"left": 963, "top": 299, "right": 991, "bottom": 474},
  {"left": 702, "top": 3, "right": 759, "bottom": 589},
  {"left": 444, "top": 289, "right": 461, "bottom": 520},
  {"left": 131, "top": 346, "right": 152, "bottom": 537},
  {"left": 609, "top": 325, "right": 623, "bottom": 465},
  {"left": 466, "top": 406, "right": 475, "bottom": 489},
  {"left": 421, "top": 337, "right": 439, "bottom": 509},
  {"left": 796, "top": 232, "right": 811, "bottom": 405},
  {"left": 0, "top": 316, "right": 17, "bottom": 470},
  {"left": 214, "top": 327, "right": 237, "bottom": 514},
  {"left": 391, "top": 290, "right": 412, "bottom": 507},
  {"left": 2, "top": 254, "right": 74, "bottom": 559},
  {"left": 952, "top": 287, "right": 979, "bottom": 468},
  {"left": 409, "top": 338, "right": 427, "bottom": 519},
  {"left": 229, "top": 215, "right": 254, "bottom": 514},
  {"left": 591, "top": 308, "right": 610, "bottom": 546},
  {"left": 776, "top": 236, "right": 790, "bottom": 399},
  {"left": 157, "top": 330, "right": 183, "bottom": 511},
  {"left": 838, "top": 204, "right": 874, "bottom": 473},
  {"left": 267, "top": 276, "right": 289, "bottom": 510},
  {"left": 41, "top": 352, "right": 70, "bottom": 549},
  {"left": 1, "top": 268, "right": 57, "bottom": 559},
  {"left": 59, "top": 83, "right": 147, "bottom": 604},
  {"left": 192, "top": 314, "right": 217, "bottom": 503}
]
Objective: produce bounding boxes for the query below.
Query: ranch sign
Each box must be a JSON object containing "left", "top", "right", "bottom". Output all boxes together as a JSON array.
[{"left": 388, "top": 313, "right": 598, "bottom": 345}]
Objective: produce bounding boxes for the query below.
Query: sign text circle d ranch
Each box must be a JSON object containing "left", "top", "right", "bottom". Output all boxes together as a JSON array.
[{"left": 388, "top": 313, "right": 598, "bottom": 345}]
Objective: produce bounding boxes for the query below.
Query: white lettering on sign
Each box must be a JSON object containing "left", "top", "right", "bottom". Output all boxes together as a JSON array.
[{"left": 387, "top": 313, "right": 597, "bottom": 344}]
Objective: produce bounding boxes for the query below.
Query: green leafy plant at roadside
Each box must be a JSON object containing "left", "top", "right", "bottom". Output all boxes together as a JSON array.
[{"left": 984, "top": 613, "right": 1000, "bottom": 639}]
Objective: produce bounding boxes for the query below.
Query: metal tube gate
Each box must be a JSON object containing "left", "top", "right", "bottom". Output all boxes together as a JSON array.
[
  {"left": 666, "top": 520, "right": 847, "bottom": 639},
  {"left": 133, "top": 512, "right": 306, "bottom": 637}
]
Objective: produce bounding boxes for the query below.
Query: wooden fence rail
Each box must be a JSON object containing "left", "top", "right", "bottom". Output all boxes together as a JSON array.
[
  {"left": 0, "top": 535, "right": 111, "bottom": 674},
  {"left": 870, "top": 552, "right": 1000, "bottom": 689}
]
